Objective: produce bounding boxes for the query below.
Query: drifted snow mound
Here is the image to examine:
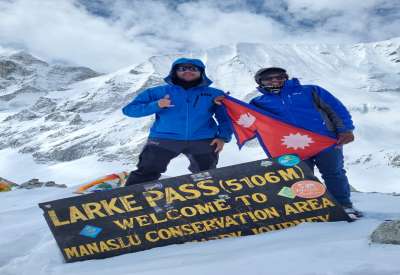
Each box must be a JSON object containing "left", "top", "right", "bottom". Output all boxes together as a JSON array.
[{"left": 0, "top": 188, "right": 399, "bottom": 275}]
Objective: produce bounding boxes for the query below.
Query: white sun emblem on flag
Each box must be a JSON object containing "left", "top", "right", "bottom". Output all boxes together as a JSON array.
[
  {"left": 237, "top": 113, "right": 256, "bottom": 128},
  {"left": 281, "top": 133, "right": 314, "bottom": 150}
]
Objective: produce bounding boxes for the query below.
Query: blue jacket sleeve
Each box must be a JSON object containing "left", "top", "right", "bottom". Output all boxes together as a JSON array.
[
  {"left": 214, "top": 105, "right": 233, "bottom": 142},
  {"left": 122, "top": 88, "right": 161, "bottom": 118},
  {"left": 313, "top": 86, "right": 355, "bottom": 133}
]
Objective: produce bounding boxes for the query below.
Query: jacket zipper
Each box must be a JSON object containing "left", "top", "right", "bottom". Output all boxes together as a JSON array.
[
  {"left": 280, "top": 91, "right": 296, "bottom": 124},
  {"left": 193, "top": 95, "right": 200, "bottom": 108},
  {"left": 186, "top": 92, "right": 190, "bottom": 139}
]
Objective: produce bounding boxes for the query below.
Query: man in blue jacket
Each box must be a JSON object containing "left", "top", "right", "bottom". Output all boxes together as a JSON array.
[
  {"left": 250, "top": 67, "right": 362, "bottom": 219},
  {"left": 122, "top": 58, "right": 232, "bottom": 186}
]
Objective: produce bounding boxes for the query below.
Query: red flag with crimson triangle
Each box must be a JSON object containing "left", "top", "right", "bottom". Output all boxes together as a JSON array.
[{"left": 222, "top": 95, "right": 337, "bottom": 160}]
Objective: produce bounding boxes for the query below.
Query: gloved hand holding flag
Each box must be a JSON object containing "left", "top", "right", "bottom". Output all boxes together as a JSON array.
[{"left": 222, "top": 95, "right": 337, "bottom": 160}]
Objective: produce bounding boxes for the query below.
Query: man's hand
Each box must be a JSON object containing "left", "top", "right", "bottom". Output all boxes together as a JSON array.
[
  {"left": 337, "top": 131, "right": 354, "bottom": 146},
  {"left": 214, "top": 95, "right": 225, "bottom": 105},
  {"left": 158, "top": 94, "right": 174, "bottom": 108},
  {"left": 210, "top": 138, "right": 225, "bottom": 153}
]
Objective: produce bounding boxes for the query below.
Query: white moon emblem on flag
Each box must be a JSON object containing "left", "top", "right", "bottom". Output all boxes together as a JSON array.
[
  {"left": 282, "top": 133, "right": 314, "bottom": 150},
  {"left": 237, "top": 113, "right": 256, "bottom": 128}
]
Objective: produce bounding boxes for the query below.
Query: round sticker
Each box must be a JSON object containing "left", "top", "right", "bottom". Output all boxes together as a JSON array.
[
  {"left": 277, "top": 154, "right": 300, "bottom": 167},
  {"left": 291, "top": 180, "right": 326, "bottom": 199}
]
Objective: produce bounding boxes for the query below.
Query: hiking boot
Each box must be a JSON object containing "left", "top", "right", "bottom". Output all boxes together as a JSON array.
[{"left": 343, "top": 205, "right": 364, "bottom": 220}]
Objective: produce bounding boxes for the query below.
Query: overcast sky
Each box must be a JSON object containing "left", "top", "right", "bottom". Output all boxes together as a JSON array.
[{"left": 0, "top": 0, "right": 399, "bottom": 72}]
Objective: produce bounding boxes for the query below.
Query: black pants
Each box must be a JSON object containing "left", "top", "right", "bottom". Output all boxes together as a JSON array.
[{"left": 125, "top": 138, "right": 219, "bottom": 186}]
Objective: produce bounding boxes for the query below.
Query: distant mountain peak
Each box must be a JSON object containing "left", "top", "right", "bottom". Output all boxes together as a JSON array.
[{"left": 0, "top": 39, "right": 399, "bottom": 190}]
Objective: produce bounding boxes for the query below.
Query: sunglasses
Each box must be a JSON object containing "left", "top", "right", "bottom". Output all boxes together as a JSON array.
[
  {"left": 260, "top": 75, "right": 287, "bottom": 81},
  {"left": 175, "top": 66, "right": 200, "bottom": 72}
]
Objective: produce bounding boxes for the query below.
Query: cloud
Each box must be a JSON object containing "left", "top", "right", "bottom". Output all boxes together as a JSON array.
[
  {"left": 111, "top": 1, "right": 287, "bottom": 49},
  {"left": 0, "top": 0, "right": 151, "bottom": 72},
  {"left": 0, "top": 0, "right": 399, "bottom": 72},
  {"left": 272, "top": 0, "right": 400, "bottom": 42}
]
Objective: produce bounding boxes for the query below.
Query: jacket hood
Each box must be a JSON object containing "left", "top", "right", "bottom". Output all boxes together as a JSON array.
[{"left": 164, "top": 58, "right": 212, "bottom": 87}]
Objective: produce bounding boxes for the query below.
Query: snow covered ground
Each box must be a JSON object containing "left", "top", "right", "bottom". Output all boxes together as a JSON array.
[
  {"left": 1, "top": 138, "right": 399, "bottom": 193},
  {"left": 0, "top": 186, "right": 399, "bottom": 275}
]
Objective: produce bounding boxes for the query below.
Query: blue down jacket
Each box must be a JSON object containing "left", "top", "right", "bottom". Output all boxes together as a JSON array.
[
  {"left": 250, "top": 78, "right": 354, "bottom": 138},
  {"left": 122, "top": 58, "right": 232, "bottom": 142}
]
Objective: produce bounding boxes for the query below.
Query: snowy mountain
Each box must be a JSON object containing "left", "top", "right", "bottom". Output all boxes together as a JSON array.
[
  {"left": 0, "top": 38, "right": 400, "bottom": 192},
  {"left": 0, "top": 51, "right": 100, "bottom": 106}
]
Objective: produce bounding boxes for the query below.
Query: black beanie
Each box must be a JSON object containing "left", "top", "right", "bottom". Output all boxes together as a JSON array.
[{"left": 254, "top": 67, "right": 288, "bottom": 85}]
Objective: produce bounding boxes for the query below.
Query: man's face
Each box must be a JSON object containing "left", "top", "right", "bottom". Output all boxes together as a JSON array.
[
  {"left": 175, "top": 64, "right": 201, "bottom": 81},
  {"left": 260, "top": 73, "right": 287, "bottom": 89}
]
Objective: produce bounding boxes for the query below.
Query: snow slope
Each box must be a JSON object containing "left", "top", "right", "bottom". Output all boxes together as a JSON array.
[{"left": 0, "top": 187, "right": 399, "bottom": 275}]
